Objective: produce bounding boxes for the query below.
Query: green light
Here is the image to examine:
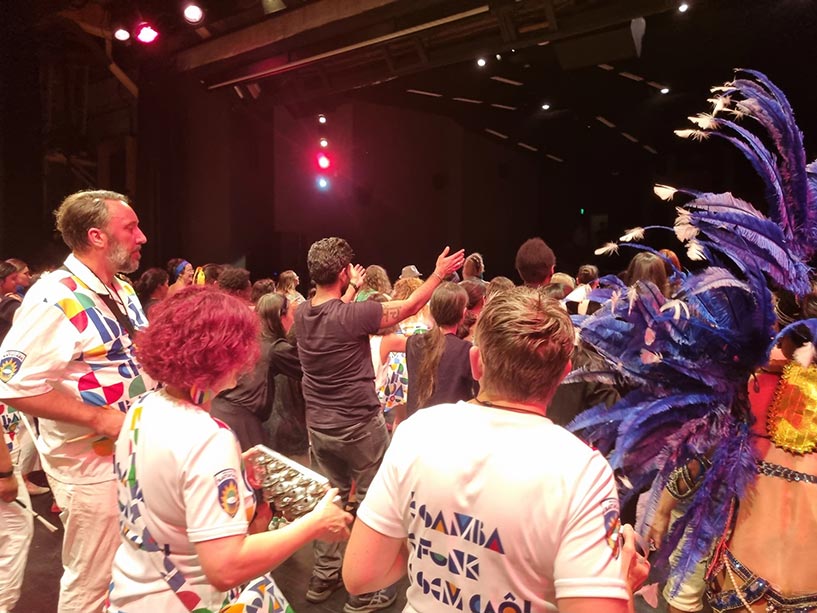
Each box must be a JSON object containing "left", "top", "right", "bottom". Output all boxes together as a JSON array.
[{"left": 580, "top": 208, "right": 585, "bottom": 215}]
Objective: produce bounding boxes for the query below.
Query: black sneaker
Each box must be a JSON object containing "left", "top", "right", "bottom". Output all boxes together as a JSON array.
[
  {"left": 343, "top": 586, "right": 398, "bottom": 613},
  {"left": 305, "top": 575, "right": 343, "bottom": 603}
]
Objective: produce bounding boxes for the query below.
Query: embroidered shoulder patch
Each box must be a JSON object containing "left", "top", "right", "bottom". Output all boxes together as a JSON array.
[
  {"left": 601, "top": 497, "right": 621, "bottom": 558},
  {"left": 0, "top": 351, "right": 26, "bottom": 383},
  {"left": 215, "top": 468, "right": 240, "bottom": 518}
]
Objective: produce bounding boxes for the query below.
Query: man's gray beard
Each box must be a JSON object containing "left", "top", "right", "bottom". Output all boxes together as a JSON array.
[{"left": 108, "top": 242, "right": 138, "bottom": 273}]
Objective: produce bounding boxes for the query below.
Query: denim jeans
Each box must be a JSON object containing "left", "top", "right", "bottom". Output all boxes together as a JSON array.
[{"left": 308, "top": 411, "right": 390, "bottom": 580}]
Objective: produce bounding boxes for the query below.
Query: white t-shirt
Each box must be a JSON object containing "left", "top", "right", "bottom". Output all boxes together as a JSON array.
[
  {"left": 108, "top": 389, "right": 256, "bottom": 612},
  {"left": 358, "top": 401, "right": 629, "bottom": 613},
  {"left": 0, "top": 254, "right": 153, "bottom": 484}
]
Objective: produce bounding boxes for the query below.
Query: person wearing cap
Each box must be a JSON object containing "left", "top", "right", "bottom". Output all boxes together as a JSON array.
[
  {"left": 399, "top": 264, "right": 422, "bottom": 280},
  {"left": 295, "top": 237, "right": 463, "bottom": 612}
]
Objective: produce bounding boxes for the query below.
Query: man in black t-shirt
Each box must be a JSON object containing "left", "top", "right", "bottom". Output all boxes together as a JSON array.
[{"left": 296, "top": 237, "right": 463, "bottom": 612}]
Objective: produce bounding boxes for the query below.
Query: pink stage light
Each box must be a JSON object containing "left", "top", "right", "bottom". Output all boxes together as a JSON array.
[
  {"left": 317, "top": 153, "right": 331, "bottom": 170},
  {"left": 135, "top": 22, "right": 159, "bottom": 44}
]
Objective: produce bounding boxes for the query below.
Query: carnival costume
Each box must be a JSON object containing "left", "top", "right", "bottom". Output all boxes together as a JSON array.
[{"left": 565, "top": 71, "right": 817, "bottom": 610}]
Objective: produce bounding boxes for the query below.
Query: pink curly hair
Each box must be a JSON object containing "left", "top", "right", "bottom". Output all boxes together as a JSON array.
[{"left": 135, "top": 285, "right": 260, "bottom": 391}]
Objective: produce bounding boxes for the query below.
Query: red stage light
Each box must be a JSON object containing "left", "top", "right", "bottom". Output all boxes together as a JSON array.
[
  {"left": 317, "top": 153, "right": 331, "bottom": 169},
  {"left": 135, "top": 22, "right": 159, "bottom": 44}
]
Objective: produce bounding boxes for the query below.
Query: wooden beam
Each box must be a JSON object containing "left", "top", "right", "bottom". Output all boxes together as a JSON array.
[
  {"left": 175, "top": 0, "right": 401, "bottom": 72},
  {"left": 205, "top": 5, "right": 490, "bottom": 89}
]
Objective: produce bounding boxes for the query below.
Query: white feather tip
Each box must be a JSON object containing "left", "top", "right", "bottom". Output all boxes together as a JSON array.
[
  {"left": 594, "top": 242, "right": 620, "bottom": 256},
  {"left": 654, "top": 184, "right": 677, "bottom": 201},
  {"left": 793, "top": 343, "right": 816, "bottom": 368},
  {"left": 674, "top": 129, "right": 709, "bottom": 141},
  {"left": 619, "top": 227, "right": 645, "bottom": 242},
  {"left": 688, "top": 114, "right": 718, "bottom": 130}
]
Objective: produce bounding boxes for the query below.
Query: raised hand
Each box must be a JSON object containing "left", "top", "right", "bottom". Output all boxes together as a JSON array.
[{"left": 434, "top": 246, "right": 465, "bottom": 279}]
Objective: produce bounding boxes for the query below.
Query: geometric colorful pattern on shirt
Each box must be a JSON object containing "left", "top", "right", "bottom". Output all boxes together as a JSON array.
[
  {"left": 0, "top": 402, "right": 21, "bottom": 453},
  {"left": 116, "top": 403, "right": 295, "bottom": 613},
  {"left": 57, "top": 275, "right": 147, "bottom": 408},
  {"left": 378, "top": 353, "right": 409, "bottom": 410}
]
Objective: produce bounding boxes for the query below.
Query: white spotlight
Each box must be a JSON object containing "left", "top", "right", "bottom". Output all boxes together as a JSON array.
[
  {"left": 318, "top": 114, "right": 327, "bottom": 124},
  {"left": 183, "top": 4, "right": 205, "bottom": 24},
  {"left": 319, "top": 138, "right": 328, "bottom": 148},
  {"left": 495, "top": 54, "right": 502, "bottom": 60},
  {"left": 678, "top": 3, "right": 689, "bottom": 12},
  {"left": 114, "top": 27, "right": 130, "bottom": 41},
  {"left": 477, "top": 58, "right": 487, "bottom": 67},
  {"left": 541, "top": 103, "right": 551, "bottom": 111},
  {"left": 660, "top": 87, "right": 670, "bottom": 95}
]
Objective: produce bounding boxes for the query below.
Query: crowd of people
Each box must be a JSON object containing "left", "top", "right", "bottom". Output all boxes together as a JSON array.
[{"left": 2, "top": 72, "right": 817, "bottom": 613}]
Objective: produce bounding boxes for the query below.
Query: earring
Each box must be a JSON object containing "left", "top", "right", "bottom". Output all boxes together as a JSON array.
[{"left": 190, "top": 384, "right": 212, "bottom": 405}]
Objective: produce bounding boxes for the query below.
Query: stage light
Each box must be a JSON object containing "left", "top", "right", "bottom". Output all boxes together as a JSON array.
[
  {"left": 114, "top": 27, "right": 130, "bottom": 41},
  {"left": 678, "top": 3, "right": 689, "bottom": 12},
  {"left": 495, "top": 54, "right": 502, "bottom": 60},
  {"left": 477, "top": 58, "right": 487, "bottom": 67},
  {"left": 135, "top": 22, "right": 159, "bottom": 44},
  {"left": 660, "top": 87, "right": 670, "bottom": 95},
  {"left": 317, "top": 177, "right": 330, "bottom": 190},
  {"left": 317, "top": 153, "right": 331, "bottom": 169},
  {"left": 183, "top": 4, "right": 205, "bottom": 24},
  {"left": 317, "top": 114, "right": 327, "bottom": 124},
  {"left": 319, "top": 138, "right": 328, "bottom": 148},
  {"left": 541, "top": 103, "right": 551, "bottom": 110}
]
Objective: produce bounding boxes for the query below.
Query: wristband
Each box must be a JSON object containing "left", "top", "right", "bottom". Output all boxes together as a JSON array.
[
  {"left": 432, "top": 271, "right": 445, "bottom": 282},
  {"left": 350, "top": 281, "right": 360, "bottom": 291},
  {"left": 0, "top": 469, "right": 14, "bottom": 478}
]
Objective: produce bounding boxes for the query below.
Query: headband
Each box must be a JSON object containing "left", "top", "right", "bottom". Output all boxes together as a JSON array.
[{"left": 174, "top": 260, "right": 191, "bottom": 279}]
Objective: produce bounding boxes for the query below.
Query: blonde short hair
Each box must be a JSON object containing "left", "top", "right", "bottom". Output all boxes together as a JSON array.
[{"left": 475, "top": 286, "right": 574, "bottom": 403}]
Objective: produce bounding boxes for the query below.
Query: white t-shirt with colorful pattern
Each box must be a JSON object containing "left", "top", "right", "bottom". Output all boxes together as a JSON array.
[
  {"left": 108, "top": 389, "right": 256, "bottom": 612},
  {"left": 0, "top": 254, "right": 152, "bottom": 484}
]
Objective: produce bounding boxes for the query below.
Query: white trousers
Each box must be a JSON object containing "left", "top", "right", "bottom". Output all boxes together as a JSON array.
[
  {"left": 0, "top": 469, "right": 34, "bottom": 613},
  {"left": 16, "top": 424, "right": 41, "bottom": 476},
  {"left": 48, "top": 478, "right": 120, "bottom": 613}
]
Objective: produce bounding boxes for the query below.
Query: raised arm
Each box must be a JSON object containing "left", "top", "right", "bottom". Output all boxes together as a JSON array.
[
  {"left": 379, "top": 247, "right": 464, "bottom": 329},
  {"left": 342, "top": 264, "right": 366, "bottom": 304}
]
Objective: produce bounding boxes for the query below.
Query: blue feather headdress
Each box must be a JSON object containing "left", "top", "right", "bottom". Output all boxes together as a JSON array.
[{"left": 567, "top": 70, "right": 817, "bottom": 585}]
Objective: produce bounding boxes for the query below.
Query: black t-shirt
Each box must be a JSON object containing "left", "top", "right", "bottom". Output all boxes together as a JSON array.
[
  {"left": 294, "top": 298, "right": 382, "bottom": 429},
  {"left": 405, "top": 332, "right": 476, "bottom": 416}
]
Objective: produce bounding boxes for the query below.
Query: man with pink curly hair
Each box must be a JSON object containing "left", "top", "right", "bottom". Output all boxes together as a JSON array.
[{"left": 0, "top": 189, "right": 154, "bottom": 613}]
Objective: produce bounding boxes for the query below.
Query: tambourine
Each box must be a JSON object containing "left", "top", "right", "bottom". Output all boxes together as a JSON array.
[{"left": 246, "top": 445, "right": 330, "bottom": 522}]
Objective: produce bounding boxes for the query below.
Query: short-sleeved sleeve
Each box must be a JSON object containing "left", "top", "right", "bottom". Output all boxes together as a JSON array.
[
  {"left": 181, "top": 427, "right": 253, "bottom": 543},
  {"left": 0, "top": 295, "right": 79, "bottom": 398},
  {"left": 341, "top": 300, "right": 383, "bottom": 336},
  {"left": 553, "top": 452, "right": 629, "bottom": 600},
  {"left": 356, "top": 425, "right": 409, "bottom": 539}
]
